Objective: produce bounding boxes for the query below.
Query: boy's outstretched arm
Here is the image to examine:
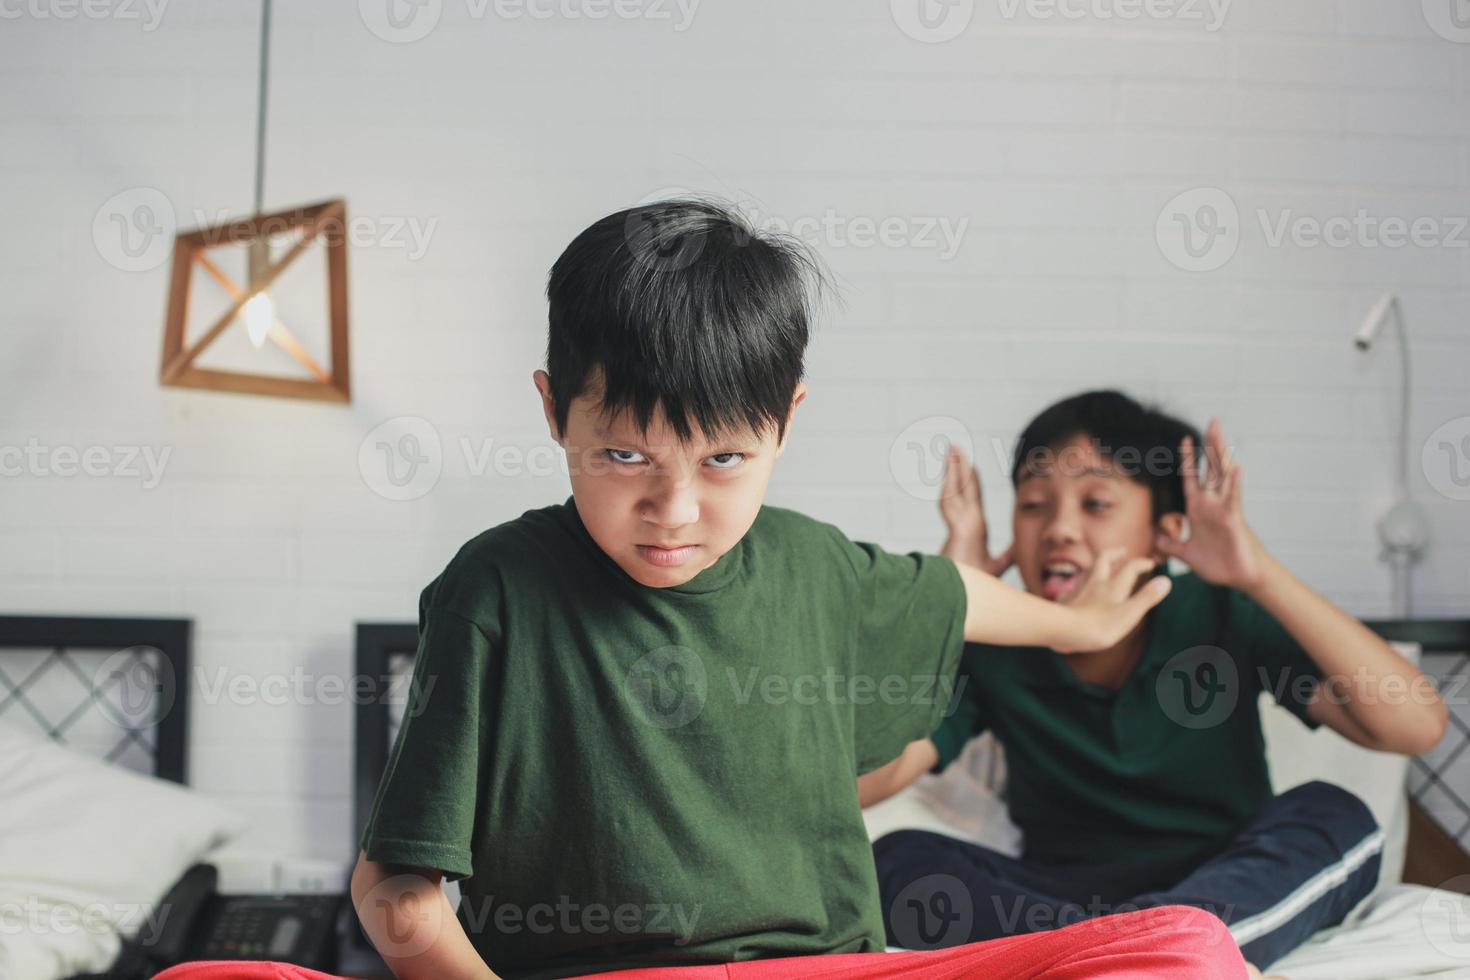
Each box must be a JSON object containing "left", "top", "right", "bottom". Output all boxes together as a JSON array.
[
  {"left": 1157, "top": 419, "right": 1447, "bottom": 756},
  {"left": 351, "top": 851, "right": 499, "bottom": 980},
  {"left": 955, "top": 547, "right": 1171, "bottom": 653}
]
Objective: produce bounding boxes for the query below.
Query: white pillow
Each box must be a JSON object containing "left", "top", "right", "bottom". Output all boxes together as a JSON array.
[
  {"left": 862, "top": 732, "right": 1021, "bottom": 855},
  {"left": 0, "top": 722, "right": 247, "bottom": 980}
]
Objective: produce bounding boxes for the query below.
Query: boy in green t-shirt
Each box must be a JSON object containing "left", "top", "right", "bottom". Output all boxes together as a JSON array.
[
  {"left": 859, "top": 390, "right": 1447, "bottom": 976},
  {"left": 340, "top": 205, "right": 1249, "bottom": 980}
]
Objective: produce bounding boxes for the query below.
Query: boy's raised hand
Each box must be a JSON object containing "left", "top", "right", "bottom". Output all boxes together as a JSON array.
[
  {"left": 939, "top": 444, "right": 1013, "bottom": 577},
  {"left": 1155, "top": 418, "right": 1266, "bottom": 591}
]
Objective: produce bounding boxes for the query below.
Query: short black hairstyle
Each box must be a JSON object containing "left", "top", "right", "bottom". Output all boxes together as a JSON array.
[
  {"left": 1010, "top": 390, "right": 1202, "bottom": 520},
  {"left": 544, "top": 198, "right": 824, "bottom": 447}
]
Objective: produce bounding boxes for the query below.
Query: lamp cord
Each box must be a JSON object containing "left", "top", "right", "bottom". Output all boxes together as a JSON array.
[{"left": 253, "top": 0, "right": 271, "bottom": 217}]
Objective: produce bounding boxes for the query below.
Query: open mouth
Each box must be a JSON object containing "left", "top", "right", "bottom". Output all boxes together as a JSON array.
[{"left": 1039, "top": 560, "right": 1084, "bottom": 600}]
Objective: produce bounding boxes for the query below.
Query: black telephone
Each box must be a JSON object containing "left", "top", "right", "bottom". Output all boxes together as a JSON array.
[{"left": 87, "top": 864, "right": 345, "bottom": 979}]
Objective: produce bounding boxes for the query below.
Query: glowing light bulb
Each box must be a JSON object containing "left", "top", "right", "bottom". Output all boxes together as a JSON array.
[{"left": 242, "top": 292, "right": 275, "bottom": 348}]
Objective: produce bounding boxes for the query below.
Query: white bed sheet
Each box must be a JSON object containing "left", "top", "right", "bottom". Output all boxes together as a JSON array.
[
  {"left": 861, "top": 719, "right": 1470, "bottom": 978},
  {"left": 1268, "top": 884, "right": 1470, "bottom": 978},
  {"left": 865, "top": 784, "right": 1470, "bottom": 977}
]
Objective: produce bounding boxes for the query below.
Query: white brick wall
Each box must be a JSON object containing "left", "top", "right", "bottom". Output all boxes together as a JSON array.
[{"left": 1, "top": 0, "right": 1467, "bottom": 863}]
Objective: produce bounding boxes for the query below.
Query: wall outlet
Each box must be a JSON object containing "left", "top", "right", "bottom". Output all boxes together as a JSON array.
[
  {"left": 212, "top": 853, "right": 279, "bottom": 895},
  {"left": 277, "top": 857, "right": 350, "bottom": 895}
]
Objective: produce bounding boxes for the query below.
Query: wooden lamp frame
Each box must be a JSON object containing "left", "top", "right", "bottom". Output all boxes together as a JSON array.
[{"left": 160, "top": 198, "right": 351, "bottom": 403}]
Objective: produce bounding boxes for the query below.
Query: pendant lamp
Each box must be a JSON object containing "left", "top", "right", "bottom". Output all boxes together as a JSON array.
[{"left": 159, "top": 0, "right": 350, "bottom": 403}]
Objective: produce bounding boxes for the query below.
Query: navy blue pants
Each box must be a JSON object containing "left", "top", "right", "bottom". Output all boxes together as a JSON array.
[{"left": 873, "top": 781, "right": 1382, "bottom": 969}]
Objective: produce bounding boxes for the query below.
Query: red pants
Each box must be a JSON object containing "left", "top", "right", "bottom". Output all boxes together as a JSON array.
[{"left": 153, "top": 905, "right": 1244, "bottom": 979}]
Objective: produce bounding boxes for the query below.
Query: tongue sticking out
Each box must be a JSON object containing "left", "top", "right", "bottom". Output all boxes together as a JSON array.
[{"left": 1041, "top": 570, "right": 1080, "bottom": 601}]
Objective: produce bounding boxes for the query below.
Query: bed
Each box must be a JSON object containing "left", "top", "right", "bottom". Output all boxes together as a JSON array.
[
  {"left": 0, "top": 615, "right": 246, "bottom": 980},
  {"left": 351, "top": 619, "right": 1470, "bottom": 977},
  {"left": 860, "top": 619, "right": 1470, "bottom": 977},
  {"left": 22, "top": 611, "right": 1458, "bottom": 979}
]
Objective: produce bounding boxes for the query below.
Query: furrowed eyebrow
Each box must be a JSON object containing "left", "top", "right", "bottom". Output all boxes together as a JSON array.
[{"left": 594, "top": 426, "right": 757, "bottom": 454}]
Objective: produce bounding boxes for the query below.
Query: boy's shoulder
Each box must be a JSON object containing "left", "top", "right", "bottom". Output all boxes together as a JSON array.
[
  {"left": 457, "top": 496, "right": 573, "bottom": 564},
  {"left": 417, "top": 498, "right": 579, "bottom": 621},
  {"left": 1147, "top": 570, "right": 1297, "bottom": 667},
  {"left": 1157, "top": 568, "right": 1219, "bottom": 612},
  {"left": 743, "top": 502, "right": 888, "bottom": 577},
  {"left": 750, "top": 500, "right": 846, "bottom": 541},
  {"left": 1153, "top": 568, "right": 1254, "bottom": 633}
]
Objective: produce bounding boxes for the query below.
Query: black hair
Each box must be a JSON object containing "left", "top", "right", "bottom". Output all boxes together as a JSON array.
[
  {"left": 544, "top": 198, "right": 825, "bottom": 447},
  {"left": 1010, "top": 390, "right": 1202, "bottom": 520}
]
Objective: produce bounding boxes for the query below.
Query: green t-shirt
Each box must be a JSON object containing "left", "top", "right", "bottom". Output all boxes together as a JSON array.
[
  {"left": 360, "top": 495, "right": 967, "bottom": 979},
  {"left": 932, "top": 570, "right": 1324, "bottom": 872}
]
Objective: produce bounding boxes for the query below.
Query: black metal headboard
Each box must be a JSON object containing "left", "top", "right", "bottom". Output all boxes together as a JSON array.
[
  {"left": 1363, "top": 619, "right": 1470, "bottom": 654},
  {"left": 1365, "top": 619, "right": 1470, "bottom": 852},
  {"left": 0, "top": 614, "right": 191, "bottom": 783}
]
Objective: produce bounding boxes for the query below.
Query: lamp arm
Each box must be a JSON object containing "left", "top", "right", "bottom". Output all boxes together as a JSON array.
[{"left": 1388, "top": 297, "right": 1412, "bottom": 499}]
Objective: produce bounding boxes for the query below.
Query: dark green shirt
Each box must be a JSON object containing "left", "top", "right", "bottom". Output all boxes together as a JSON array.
[
  {"left": 932, "top": 571, "right": 1323, "bottom": 873},
  {"left": 360, "top": 496, "right": 967, "bottom": 979}
]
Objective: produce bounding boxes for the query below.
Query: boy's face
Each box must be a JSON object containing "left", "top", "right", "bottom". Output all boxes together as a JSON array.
[
  {"left": 535, "top": 369, "right": 806, "bottom": 589},
  {"left": 1011, "top": 435, "right": 1176, "bottom": 602}
]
